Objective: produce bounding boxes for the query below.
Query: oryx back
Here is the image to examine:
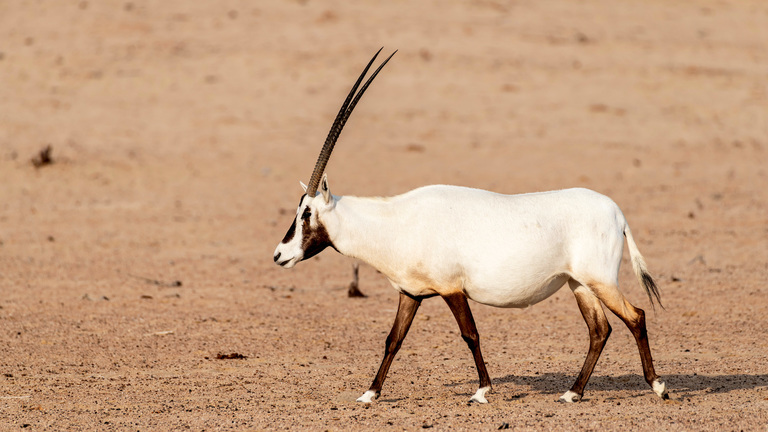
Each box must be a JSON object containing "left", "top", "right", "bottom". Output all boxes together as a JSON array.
[{"left": 348, "top": 186, "right": 628, "bottom": 308}]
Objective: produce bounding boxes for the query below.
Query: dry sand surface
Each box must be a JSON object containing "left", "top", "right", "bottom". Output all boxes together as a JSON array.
[{"left": 1, "top": 0, "right": 767, "bottom": 430}]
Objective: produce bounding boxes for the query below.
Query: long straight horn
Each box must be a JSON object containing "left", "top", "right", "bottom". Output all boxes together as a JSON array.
[{"left": 305, "top": 48, "right": 397, "bottom": 196}]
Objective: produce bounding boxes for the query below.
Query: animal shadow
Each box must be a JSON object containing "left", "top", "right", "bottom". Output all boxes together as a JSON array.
[{"left": 493, "top": 372, "right": 768, "bottom": 399}]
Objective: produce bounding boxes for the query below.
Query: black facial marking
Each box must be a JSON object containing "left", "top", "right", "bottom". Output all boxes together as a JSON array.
[
  {"left": 301, "top": 215, "right": 334, "bottom": 261},
  {"left": 281, "top": 219, "right": 297, "bottom": 244},
  {"left": 280, "top": 195, "right": 308, "bottom": 244}
]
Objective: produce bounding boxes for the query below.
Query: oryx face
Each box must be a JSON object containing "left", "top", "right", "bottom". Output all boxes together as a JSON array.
[
  {"left": 273, "top": 177, "right": 334, "bottom": 268},
  {"left": 272, "top": 48, "right": 395, "bottom": 269}
]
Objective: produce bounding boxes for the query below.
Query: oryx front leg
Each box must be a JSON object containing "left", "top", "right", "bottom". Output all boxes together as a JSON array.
[
  {"left": 443, "top": 293, "right": 492, "bottom": 404},
  {"left": 358, "top": 292, "right": 421, "bottom": 403},
  {"left": 560, "top": 280, "right": 612, "bottom": 403}
]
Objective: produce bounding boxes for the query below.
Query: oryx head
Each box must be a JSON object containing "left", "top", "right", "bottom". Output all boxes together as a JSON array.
[{"left": 273, "top": 48, "right": 395, "bottom": 268}]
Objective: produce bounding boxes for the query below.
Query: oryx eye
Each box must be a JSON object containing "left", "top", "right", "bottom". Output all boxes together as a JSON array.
[{"left": 301, "top": 208, "right": 312, "bottom": 220}]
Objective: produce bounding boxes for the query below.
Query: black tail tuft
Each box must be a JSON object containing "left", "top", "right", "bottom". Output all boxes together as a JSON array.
[{"left": 641, "top": 271, "right": 664, "bottom": 310}]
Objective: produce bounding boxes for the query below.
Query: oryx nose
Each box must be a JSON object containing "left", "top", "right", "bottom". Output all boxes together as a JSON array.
[{"left": 273, "top": 252, "right": 281, "bottom": 263}]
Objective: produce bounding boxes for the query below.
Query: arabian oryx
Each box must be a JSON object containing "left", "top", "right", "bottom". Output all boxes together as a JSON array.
[{"left": 273, "top": 48, "right": 668, "bottom": 404}]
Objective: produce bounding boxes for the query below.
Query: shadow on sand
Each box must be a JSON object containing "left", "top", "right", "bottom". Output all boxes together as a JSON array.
[{"left": 483, "top": 372, "right": 768, "bottom": 399}]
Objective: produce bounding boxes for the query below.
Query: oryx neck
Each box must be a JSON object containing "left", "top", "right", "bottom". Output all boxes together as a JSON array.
[{"left": 325, "top": 195, "right": 394, "bottom": 261}]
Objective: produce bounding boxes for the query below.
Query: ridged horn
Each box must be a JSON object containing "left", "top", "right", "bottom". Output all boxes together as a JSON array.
[{"left": 305, "top": 48, "right": 397, "bottom": 196}]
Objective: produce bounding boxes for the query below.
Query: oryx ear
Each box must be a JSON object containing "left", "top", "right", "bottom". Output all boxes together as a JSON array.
[
  {"left": 300, "top": 181, "right": 308, "bottom": 193},
  {"left": 320, "top": 174, "right": 331, "bottom": 203}
]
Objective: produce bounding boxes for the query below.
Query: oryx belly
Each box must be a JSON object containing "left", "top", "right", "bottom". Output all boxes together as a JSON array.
[{"left": 388, "top": 228, "right": 574, "bottom": 307}]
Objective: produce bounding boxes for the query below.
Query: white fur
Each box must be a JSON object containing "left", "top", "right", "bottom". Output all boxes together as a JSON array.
[
  {"left": 277, "top": 185, "right": 641, "bottom": 308},
  {"left": 653, "top": 379, "right": 668, "bottom": 398},
  {"left": 356, "top": 390, "right": 378, "bottom": 403},
  {"left": 470, "top": 386, "right": 491, "bottom": 404},
  {"left": 559, "top": 390, "right": 581, "bottom": 403}
]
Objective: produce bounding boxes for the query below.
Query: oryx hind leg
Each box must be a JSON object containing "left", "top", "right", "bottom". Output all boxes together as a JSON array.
[
  {"left": 560, "top": 279, "right": 612, "bottom": 403},
  {"left": 587, "top": 282, "right": 668, "bottom": 399}
]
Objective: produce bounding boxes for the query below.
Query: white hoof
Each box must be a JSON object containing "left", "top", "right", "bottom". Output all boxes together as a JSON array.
[
  {"left": 559, "top": 390, "right": 581, "bottom": 403},
  {"left": 653, "top": 379, "right": 668, "bottom": 399},
  {"left": 356, "top": 390, "right": 378, "bottom": 403},
  {"left": 469, "top": 386, "right": 490, "bottom": 404}
]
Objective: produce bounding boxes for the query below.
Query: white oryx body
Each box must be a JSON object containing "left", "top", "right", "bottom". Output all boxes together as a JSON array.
[
  {"left": 272, "top": 49, "right": 668, "bottom": 406},
  {"left": 298, "top": 186, "right": 632, "bottom": 309}
]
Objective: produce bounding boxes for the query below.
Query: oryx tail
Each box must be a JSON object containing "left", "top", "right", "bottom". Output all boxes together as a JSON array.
[{"left": 624, "top": 225, "right": 663, "bottom": 309}]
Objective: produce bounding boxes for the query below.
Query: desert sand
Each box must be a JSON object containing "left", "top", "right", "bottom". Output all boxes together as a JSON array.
[{"left": 1, "top": 0, "right": 767, "bottom": 430}]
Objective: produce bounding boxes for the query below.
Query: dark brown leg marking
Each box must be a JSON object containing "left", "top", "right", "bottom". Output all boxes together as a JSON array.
[
  {"left": 620, "top": 303, "right": 662, "bottom": 387},
  {"left": 589, "top": 283, "right": 664, "bottom": 395},
  {"left": 569, "top": 284, "right": 612, "bottom": 398},
  {"left": 366, "top": 292, "right": 422, "bottom": 396},
  {"left": 442, "top": 293, "right": 492, "bottom": 391}
]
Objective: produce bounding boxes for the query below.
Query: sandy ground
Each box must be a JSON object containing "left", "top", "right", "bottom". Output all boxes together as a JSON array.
[{"left": 1, "top": 0, "right": 767, "bottom": 430}]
